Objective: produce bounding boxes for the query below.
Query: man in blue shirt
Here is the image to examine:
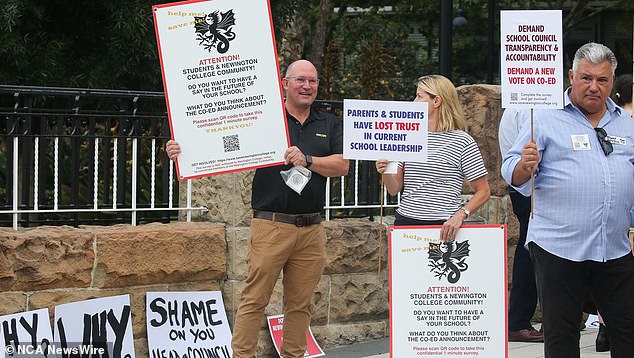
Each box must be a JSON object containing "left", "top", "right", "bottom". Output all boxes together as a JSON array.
[
  {"left": 502, "top": 42, "right": 634, "bottom": 357},
  {"left": 498, "top": 108, "right": 543, "bottom": 343}
]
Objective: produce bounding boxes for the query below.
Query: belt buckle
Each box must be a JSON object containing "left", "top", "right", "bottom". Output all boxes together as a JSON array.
[{"left": 294, "top": 215, "right": 305, "bottom": 227}]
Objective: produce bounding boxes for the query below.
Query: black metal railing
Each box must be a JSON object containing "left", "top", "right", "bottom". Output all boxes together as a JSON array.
[
  {"left": 0, "top": 85, "right": 393, "bottom": 228},
  {"left": 0, "top": 85, "right": 179, "bottom": 227}
]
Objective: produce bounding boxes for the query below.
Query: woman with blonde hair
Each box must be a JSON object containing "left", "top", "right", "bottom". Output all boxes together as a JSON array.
[{"left": 376, "top": 75, "right": 490, "bottom": 242}]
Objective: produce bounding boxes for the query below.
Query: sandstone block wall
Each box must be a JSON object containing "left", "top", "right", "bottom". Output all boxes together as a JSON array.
[
  {"left": 0, "top": 220, "right": 389, "bottom": 357},
  {"left": 0, "top": 85, "right": 529, "bottom": 357}
]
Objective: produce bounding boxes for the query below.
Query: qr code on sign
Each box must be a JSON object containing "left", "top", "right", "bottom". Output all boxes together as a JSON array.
[
  {"left": 510, "top": 93, "right": 518, "bottom": 101},
  {"left": 223, "top": 134, "right": 240, "bottom": 152}
]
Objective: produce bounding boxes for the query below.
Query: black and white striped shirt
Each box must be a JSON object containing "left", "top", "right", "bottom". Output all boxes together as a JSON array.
[{"left": 397, "top": 130, "right": 487, "bottom": 221}]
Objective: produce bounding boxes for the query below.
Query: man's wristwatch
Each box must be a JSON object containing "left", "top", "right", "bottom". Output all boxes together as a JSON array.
[
  {"left": 305, "top": 155, "right": 313, "bottom": 168},
  {"left": 461, "top": 207, "right": 470, "bottom": 219}
]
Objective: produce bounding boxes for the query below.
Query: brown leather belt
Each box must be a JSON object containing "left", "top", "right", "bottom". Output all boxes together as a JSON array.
[{"left": 252, "top": 210, "right": 322, "bottom": 227}]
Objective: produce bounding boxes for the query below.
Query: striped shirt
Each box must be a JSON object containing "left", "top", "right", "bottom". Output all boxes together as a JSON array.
[
  {"left": 397, "top": 130, "right": 488, "bottom": 221},
  {"left": 501, "top": 90, "right": 634, "bottom": 262}
]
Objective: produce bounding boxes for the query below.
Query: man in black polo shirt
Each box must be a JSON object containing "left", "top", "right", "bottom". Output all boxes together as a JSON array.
[{"left": 166, "top": 59, "right": 348, "bottom": 358}]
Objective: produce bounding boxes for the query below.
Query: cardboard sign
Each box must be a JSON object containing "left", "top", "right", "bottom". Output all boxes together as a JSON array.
[
  {"left": 389, "top": 225, "right": 507, "bottom": 357},
  {"left": 153, "top": 0, "right": 289, "bottom": 180},
  {"left": 500, "top": 10, "right": 563, "bottom": 109},
  {"left": 267, "top": 314, "right": 324, "bottom": 357},
  {"left": 54, "top": 295, "right": 135, "bottom": 358},
  {"left": 146, "top": 291, "right": 232, "bottom": 358},
  {"left": 343, "top": 99, "right": 428, "bottom": 161},
  {"left": 0, "top": 309, "right": 53, "bottom": 358}
]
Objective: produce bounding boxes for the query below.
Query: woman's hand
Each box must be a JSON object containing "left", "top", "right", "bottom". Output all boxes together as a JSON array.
[
  {"left": 440, "top": 209, "right": 467, "bottom": 242},
  {"left": 375, "top": 159, "right": 389, "bottom": 174}
]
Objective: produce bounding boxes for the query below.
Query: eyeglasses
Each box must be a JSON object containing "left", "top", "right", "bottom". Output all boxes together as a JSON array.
[
  {"left": 594, "top": 127, "right": 613, "bottom": 156},
  {"left": 286, "top": 76, "right": 319, "bottom": 86}
]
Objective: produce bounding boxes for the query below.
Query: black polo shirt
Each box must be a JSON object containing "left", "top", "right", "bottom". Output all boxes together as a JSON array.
[{"left": 251, "top": 108, "right": 344, "bottom": 214}]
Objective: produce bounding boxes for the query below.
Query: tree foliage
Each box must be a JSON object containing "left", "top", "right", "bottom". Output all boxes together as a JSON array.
[
  {"left": 0, "top": 0, "right": 631, "bottom": 96},
  {"left": 0, "top": 0, "right": 174, "bottom": 90},
  {"left": 321, "top": 7, "right": 427, "bottom": 101}
]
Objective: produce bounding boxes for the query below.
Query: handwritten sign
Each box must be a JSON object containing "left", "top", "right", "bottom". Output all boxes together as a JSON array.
[
  {"left": 343, "top": 99, "right": 428, "bottom": 161},
  {"left": 0, "top": 309, "right": 53, "bottom": 358},
  {"left": 153, "top": 0, "right": 289, "bottom": 180},
  {"left": 389, "top": 225, "right": 507, "bottom": 357},
  {"left": 267, "top": 314, "right": 324, "bottom": 357},
  {"left": 500, "top": 10, "right": 563, "bottom": 109},
  {"left": 146, "top": 291, "right": 232, "bottom": 358},
  {"left": 54, "top": 295, "right": 135, "bottom": 358}
]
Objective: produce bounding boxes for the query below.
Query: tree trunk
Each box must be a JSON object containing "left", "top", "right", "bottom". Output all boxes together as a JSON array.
[
  {"left": 308, "top": 0, "right": 332, "bottom": 72},
  {"left": 276, "top": 8, "right": 309, "bottom": 74}
]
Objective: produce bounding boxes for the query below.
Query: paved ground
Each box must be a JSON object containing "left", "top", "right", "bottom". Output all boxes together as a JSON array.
[{"left": 324, "top": 325, "right": 611, "bottom": 357}]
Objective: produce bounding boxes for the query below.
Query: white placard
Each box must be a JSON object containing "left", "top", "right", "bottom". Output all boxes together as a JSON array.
[
  {"left": 146, "top": 291, "right": 232, "bottom": 358},
  {"left": 343, "top": 99, "right": 428, "bottom": 161},
  {"left": 153, "top": 0, "right": 289, "bottom": 180},
  {"left": 0, "top": 309, "right": 53, "bottom": 358},
  {"left": 500, "top": 10, "right": 563, "bottom": 109},
  {"left": 389, "top": 225, "right": 507, "bottom": 358},
  {"left": 54, "top": 295, "right": 135, "bottom": 358}
]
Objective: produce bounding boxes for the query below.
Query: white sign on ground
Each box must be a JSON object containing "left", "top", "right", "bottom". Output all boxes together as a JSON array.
[
  {"left": 0, "top": 308, "right": 53, "bottom": 358},
  {"left": 54, "top": 295, "right": 135, "bottom": 358},
  {"left": 146, "top": 291, "right": 232, "bottom": 358}
]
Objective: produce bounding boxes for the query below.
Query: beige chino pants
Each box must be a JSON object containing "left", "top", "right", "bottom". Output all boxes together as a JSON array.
[{"left": 231, "top": 218, "right": 326, "bottom": 358}]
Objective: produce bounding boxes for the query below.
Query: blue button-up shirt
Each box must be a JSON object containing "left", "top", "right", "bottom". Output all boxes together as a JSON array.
[{"left": 501, "top": 90, "right": 634, "bottom": 262}]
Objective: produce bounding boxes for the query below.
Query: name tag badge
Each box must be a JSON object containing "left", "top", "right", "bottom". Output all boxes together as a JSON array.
[
  {"left": 571, "top": 134, "right": 591, "bottom": 151},
  {"left": 606, "top": 135, "right": 627, "bottom": 145}
]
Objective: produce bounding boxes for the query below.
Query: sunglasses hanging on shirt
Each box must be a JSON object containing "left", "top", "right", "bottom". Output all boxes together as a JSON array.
[{"left": 594, "top": 127, "right": 613, "bottom": 156}]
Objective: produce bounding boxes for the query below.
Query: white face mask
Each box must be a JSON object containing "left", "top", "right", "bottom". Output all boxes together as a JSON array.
[{"left": 280, "top": 166, "right": 312, "bottom": 195}]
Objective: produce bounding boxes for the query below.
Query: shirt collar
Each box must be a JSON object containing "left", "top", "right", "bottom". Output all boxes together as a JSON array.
[
  {"left": 286, "top": 107, "right": 324, "bottom": 126},
  {"left": 563, "top": 87, "right": 623, "bottom": 122}
]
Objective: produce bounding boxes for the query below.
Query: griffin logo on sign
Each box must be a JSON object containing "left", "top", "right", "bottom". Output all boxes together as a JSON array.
[
  {"left": 428, "top": 241, "right": 470, "bottom": 284},
  {"left": 194, "top": 10, "right": 236, "bottom": 53}
]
